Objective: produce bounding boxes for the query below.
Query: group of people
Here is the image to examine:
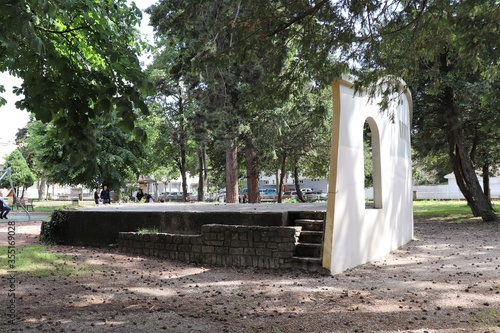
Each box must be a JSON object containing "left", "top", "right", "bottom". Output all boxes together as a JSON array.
[
  {"left": 92, "top": 185, "right": 154, "bottom": 204},
  {"left": 0, "top": 192, "right": 11, "bottom": 219},
  {"left": 93, "top": 185, "right": 111, "bottom": 205},
  {"left": 135, "top": 188, "right": 153, "bottom": 203}
]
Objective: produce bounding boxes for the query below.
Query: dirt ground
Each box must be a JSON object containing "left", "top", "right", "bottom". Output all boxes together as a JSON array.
[{"left": 1, "top": 217, "right": 499, "bottom": 333}]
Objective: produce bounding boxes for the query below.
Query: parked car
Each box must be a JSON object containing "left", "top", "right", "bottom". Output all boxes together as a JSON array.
[
  {"left": 306, "top": 191, "right": 328, "bottom": 201},
  {"left": 260, "top": 188, "right": 277, "bottom": 195},
  {"left": 283, "top": 191, "right": 298, "bottom": 200},
  {"left": 259, "top": 188, "right": 278, "bottom": 202}
]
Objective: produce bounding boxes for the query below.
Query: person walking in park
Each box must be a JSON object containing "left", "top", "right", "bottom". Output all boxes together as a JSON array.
[
  {"left": 100, "top": 185, "right": 111, "bottom": 204},
  {"left": 136, "top": 188, "right": 144, "bottom": 203},
  {"left": 94, "top": 187, "right": 100, "bottom": 205},
  {"left": 0, "top": 192, "right": 11, "bottom": 219}
]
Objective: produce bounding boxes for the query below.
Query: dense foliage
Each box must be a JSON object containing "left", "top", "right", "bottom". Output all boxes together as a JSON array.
[
  {"left": 351, "top": 0, "right": 500, "bottom": 220},
  {"left": 2, "top": 1, "right": 498, "bottom": 220},
  {"left": 0, "top": 149, "right": 36, "bottom": 198},
  {"left": 1, "top": 0, "right": 150, "bottom": 185},
  {"left": 147, "top": 0, "right": 340, "bottom": 202},
  {"left": 20, "top": 116, "right": 144, "bottom": 191}
]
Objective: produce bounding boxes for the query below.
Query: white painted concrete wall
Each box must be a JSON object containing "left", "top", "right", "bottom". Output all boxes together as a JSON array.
[{"left": 323, "top": 77, "right": 414, "bottom": 275}]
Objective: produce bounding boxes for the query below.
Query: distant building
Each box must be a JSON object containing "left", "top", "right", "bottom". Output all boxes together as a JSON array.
[
  {"left": 365, "top": 171, "right": 500, "bottom": 200},
  {"left": 411, "top": 172, "right": 500, "bottom": 200},
  {"left": 249, "top": 173, "right": 329, "bottom": 193}
]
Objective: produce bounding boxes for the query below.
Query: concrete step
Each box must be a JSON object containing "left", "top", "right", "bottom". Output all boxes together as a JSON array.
[
  {"left": 294, "top": 243, "right": 322, "bottom": 258},
  {"left": 298, "top": 211, "right": 325, "bottom": 220},
  {"left": 291, "top": 257, "right": 325, "bottom": 273},
  {"left": 298, "top": 231, "right": 323, "bottom": 244},
  {"left": 294, "top": 219, "right": 324, "bottom": 231}
]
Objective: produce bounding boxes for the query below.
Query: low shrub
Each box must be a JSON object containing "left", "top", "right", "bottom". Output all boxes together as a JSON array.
[{"left": 40, "top": 209, "right": 68, "bottom": 245}]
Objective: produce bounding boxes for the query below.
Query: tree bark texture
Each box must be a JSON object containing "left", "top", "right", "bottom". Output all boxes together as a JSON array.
[
  {"left": 177, "top": 135, "right": 188, "bottom": 202},
  {"left": 245, "top": 136, "right": 260, "bottom": 203},
  {"left": 197, "top": 144, "right": 208, "bottom": 202},
  {"left": 39, "top": 173, "right": 47, "bottom": 200},
  {"left": 226, "top": 138, "right": 239, "bottom": 203},
  {"left": 293, "top": 164, "right": 306, "bottom": 202},
  {"left": 444, "top": 87, "right": 495, "bottom": 221},
  {"left": 278, "top": 154, "right": 287, "bottom": 203},
  {"left": 482, "top": 164, "right": 491, "bottom": 203}
]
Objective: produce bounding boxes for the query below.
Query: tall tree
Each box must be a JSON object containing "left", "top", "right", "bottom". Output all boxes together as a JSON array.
[
  {"left": 256, "top": 84, "right": 332, "bottom": 203},
  {"left": 148, "top": 0, "right": 499, "bottom": 219},
  {"left": 147, "top": 0, "right": 346, "bottom": 203},
  {"left": 350, "top": 0, "right": 500, "bottom": 221},
  {"left": 146, "top": 33, "right": 210, "bottom": 202},
  {"left": 22, "top": 115, "right": 145, "bottom": 191},
  {"left": 0, "top": 149, "right": 36, "bottom": 199},
  {"left": 15, "top": 122, "right": 50, "bottom": 200},
  {"left": 1, "top": 0, "right": 149, "bottom": 164},
  {"left": 147, "top": 74, "right": 198, "bottom": 202}
]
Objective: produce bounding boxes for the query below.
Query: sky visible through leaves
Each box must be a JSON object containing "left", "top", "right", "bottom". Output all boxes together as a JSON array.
[{"left": 1, "top": 0, "right": 156, "bottom": 143}]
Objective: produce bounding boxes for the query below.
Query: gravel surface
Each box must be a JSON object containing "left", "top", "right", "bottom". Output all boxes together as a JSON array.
[{"left": 1, "top": 218, "right": 499, "bottom": 333}]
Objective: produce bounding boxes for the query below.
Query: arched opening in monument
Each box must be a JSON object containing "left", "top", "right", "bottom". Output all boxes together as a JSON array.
[{"left": 363, "top": 118, "right": 382, "bottom": 209}]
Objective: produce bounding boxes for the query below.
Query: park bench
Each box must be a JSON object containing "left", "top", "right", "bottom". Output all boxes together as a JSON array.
[{"left": 14, "top": 199, "right": 35, "bottom": 211}]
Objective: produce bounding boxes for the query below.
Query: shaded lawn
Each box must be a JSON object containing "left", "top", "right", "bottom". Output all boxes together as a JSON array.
[
  {"left": 413, "top": 199, "right": 500, "bottom": 222},
  {"left": 0, "top": 244, "right": 97, "bottom": 277}
]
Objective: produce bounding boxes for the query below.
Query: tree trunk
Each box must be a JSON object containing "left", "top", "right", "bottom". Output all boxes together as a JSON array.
[
  {"left": 444, "top": 88, "right": 495, "bottom": 221},
  {"left": 482, "top": 164, "right": 491, "bottom": 203},
  {"left": 175, "top": 147, "right": 188, "bottom": 203},
  {"left": 293, "top": 164, "right": 306, "bottom": 202},
  {"left": 197, "top": 143, "right": 207, "bottom": 202},
  {"left": 181, "top": 166, "right": 188, "bottom": 202},
  {"left": 175, "top": 83, "right": 189, "bottom": 202},
  {"left": 277, "top": 154, "right": 287, "bottom": 203},
  {"left": 244, "top": 136, "right": 260, "bottom": 203},
  {"left": 180, "top": 148, "right": 188, "bottom": 202},
  {"left": 225, "top": 138, "right": 239, "bottom": 203},
  {"left": 39, "top": 173, "right": 47, "bottom": 200}
]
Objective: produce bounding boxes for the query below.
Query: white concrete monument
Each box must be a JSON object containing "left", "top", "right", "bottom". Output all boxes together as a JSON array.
[{"left": 323, "top": 76, "right": 413, "bottom": 275}]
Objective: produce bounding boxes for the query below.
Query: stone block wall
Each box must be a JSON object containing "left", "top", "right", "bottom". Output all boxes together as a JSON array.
[{"left": 118, "top": 224, "right": 301, "bottom": 269}]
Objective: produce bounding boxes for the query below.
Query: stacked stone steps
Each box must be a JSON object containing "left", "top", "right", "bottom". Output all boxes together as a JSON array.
[
  {"left": 294, "top": 242, "right": 322, "bottom": 257},
  {"left": 298, "top": 230, "right": 323, "bottom": 244},
  {"left": 294, "top": 219, "right": 324, "bottom": 231},
  {"left": 292, "top": 212, "right": 325, "bottom": 273}
]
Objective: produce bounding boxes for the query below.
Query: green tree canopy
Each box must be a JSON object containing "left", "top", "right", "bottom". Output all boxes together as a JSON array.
[
  {"left": 0, "top": 149, "right": 36, "bottom": 197},
  {"left": 1, "top": 0, "right": 150, "bottom": 169},
  {"left": 146, "top": 0, "right": 499, "bottom": 219},
  {"left": 22, "top": 115, "right": 144, "bottom": 191},
  {"left": 147, "top": 0, "right": 345, "bottom": 202},
  {"left": 351, "top": 0, "right": 500, "bottom": 220}
]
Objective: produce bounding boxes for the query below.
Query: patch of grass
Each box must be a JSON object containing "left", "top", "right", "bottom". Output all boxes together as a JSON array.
[
  {"left": 471, "top": 308, "right": 500, "bottom": 330},
  {"left": 413, "top": 200, "right": 500, "bottom": 222},
  {"left": 413, "top": 200, "right": 472, "bottom": 217},
  {"left": 0, "top": 244, "right": 97, "bottom": 277},
  {"left": 33, "top": 205, "right": 71, "bottom": 213},
  {"left": 137, "top": 227, "right": 160, "bottom": 234},
  {"left": 24, "top": 200, "right": 97, "bottom": 214}
]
